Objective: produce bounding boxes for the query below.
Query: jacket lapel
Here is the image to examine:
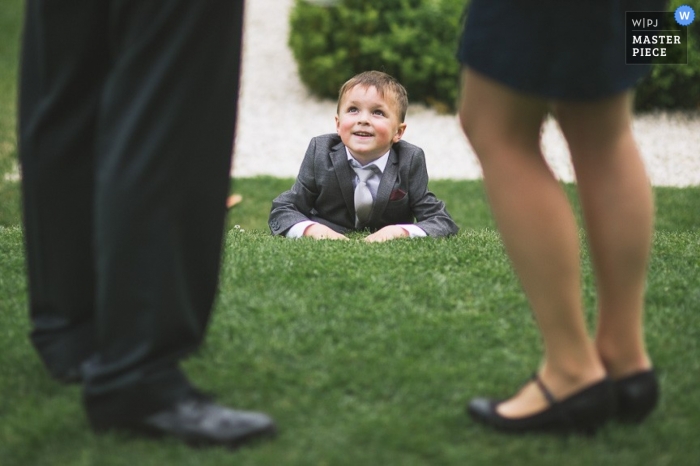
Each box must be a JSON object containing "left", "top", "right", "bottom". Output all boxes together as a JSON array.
[
  {"left": 329, "top": 142, "right": 356, "bottom": 215},
  {"left": 371, "top": 147, "right": 399, "bottom": 223}
]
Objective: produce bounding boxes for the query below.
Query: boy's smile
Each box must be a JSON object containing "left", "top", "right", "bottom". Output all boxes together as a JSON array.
[{"left": 335, "top": 85, "right": 406, "bottom": 165}]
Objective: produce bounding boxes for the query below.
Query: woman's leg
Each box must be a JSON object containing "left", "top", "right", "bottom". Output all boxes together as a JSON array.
[
  {"left": 459, "top": 69, "right": 606, "bottom": 418},
  {"left": 554, "top": 94, "right": 653, "bottom": 379}
]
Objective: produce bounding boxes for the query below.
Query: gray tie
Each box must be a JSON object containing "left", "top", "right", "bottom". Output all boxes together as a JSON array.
[{"left": 349, "top": 161, "right": 376, "bottom": 226}]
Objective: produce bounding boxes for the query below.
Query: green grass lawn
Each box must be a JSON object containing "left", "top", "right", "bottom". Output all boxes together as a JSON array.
[{"left": 1, "top": 178, "right": 699, "bottom": 465}]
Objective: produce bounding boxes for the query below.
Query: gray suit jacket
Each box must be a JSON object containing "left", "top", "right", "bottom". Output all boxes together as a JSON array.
[{"left": 269, "top": 134, "right": 459, "bottom": 237}]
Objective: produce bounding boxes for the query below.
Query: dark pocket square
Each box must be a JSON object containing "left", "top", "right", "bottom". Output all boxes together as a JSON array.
[{"left": 389, "top": 189, "right": 407, "bottom": 201}]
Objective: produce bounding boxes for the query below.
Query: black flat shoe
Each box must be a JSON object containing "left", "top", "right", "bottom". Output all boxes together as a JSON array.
[
  {"left": 468, "top": 374, "right": 615, "bottom": 435},
  {"left": 614, "top": 369, "right": 659, "bottom": 423}
]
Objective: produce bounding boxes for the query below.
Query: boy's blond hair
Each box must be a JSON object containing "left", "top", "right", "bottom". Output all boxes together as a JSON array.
[{"left": 337, "top": 71, "right": 409, "bottom": 122}]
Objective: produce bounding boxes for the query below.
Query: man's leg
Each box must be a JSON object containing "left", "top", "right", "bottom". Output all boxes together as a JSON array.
[
  {"left": 19, "top": 0, "right": 109, "bottom": 382},
  {"left": 83, "top": 0, "right": 246, "bottom": 427}
]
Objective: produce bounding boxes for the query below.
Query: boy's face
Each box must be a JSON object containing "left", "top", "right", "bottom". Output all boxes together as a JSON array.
[{"left": 335, "top": 85, "right": 406, "bottom": 164}]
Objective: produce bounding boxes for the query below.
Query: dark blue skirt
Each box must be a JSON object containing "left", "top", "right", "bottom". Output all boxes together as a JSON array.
[{"left": 457, "top": 0, "right": 666, "bottom": 100}]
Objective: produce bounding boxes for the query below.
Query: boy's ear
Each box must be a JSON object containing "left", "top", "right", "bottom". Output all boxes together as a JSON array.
[
  {"left": 392, "top": 123, "right": 407, "bottom": 143},
  {"left": 335, "top": 115, "right": 340, "bottom": 132}
]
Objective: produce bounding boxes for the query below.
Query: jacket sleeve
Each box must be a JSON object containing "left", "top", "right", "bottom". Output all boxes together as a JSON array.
[
  {"left": 268, "top": 138, "right": 320, "bottom": 236},
  {"left": 407, "top": 149, "right": 459, "bottom": 237}
]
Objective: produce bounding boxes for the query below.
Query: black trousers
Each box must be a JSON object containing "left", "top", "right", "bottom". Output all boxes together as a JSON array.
[{"left": 19, "top": 0, "right": 244, "bottom": 427}]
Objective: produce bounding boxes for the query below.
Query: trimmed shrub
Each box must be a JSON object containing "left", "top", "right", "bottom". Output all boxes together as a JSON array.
[
  {"left": 289, "top": 0, "right": 700, "bottom": 112},
  {"left": 289, "top": 0, "right": 466, "bottom": 113}
]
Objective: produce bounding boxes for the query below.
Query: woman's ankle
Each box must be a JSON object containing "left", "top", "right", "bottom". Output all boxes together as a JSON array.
[
  {"left": 539, "top": 358, "right": 607, "bottom": 398},
  {"left": 596, "top": 342, "right": 652, "bottom": 379}
]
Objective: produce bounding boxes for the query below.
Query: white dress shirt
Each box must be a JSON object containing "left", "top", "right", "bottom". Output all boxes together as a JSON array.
[{"left": 286, "top": 148, "right": 427, "bottom": 238}]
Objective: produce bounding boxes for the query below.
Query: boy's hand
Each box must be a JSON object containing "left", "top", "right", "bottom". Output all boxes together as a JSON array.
[
  {"left": 365, "top": 225, "right": 409, "bottom": 243},
  {"left": 303, "top": 223, "right": 349, "bottom": 240}
]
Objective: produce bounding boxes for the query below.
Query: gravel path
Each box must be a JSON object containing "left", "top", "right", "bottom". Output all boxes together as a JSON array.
[{"left": 233, "top": 0, "right": 700, "bottom": 187}]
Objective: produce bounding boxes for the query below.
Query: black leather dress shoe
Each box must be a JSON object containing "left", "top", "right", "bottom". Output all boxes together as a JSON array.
[
  {"left": 468, "top": 374, "right": 615, "bottom": 435},
  {"left": 614, "top": 369, "right": 659, "bottom": 423},
  {"left": 110, "top": 395, "right": 276, "bottom": 448}
]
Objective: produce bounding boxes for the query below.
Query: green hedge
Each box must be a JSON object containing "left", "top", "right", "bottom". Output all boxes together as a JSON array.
[
  {"left": 289, "top": 0, "right": 700, "bottom": 112},
  {"left": 289, "top": 0, "right": 465, "bottom": 113}
]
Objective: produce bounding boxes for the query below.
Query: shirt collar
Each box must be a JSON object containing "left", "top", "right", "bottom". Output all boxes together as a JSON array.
[{"left": 345, "top": 147, "right": 390, "bottom": 173}]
